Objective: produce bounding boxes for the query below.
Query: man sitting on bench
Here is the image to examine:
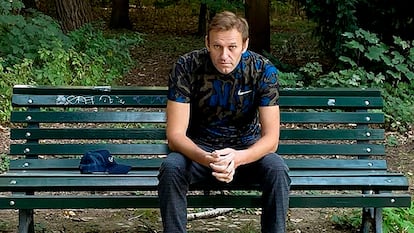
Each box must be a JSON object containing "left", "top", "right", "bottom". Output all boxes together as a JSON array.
[{"left": 157, "top": 11, "right": 291, "bottom": 233}]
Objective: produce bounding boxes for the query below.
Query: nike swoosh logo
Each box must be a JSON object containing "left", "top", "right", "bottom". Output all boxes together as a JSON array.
[{"left": 238, "top": 89, "right": 252, "bottom": 95}]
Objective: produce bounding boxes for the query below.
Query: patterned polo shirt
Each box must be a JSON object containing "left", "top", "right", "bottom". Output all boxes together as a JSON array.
[{"left": 168, "top": 48, "right": 279, "bottom": 149}]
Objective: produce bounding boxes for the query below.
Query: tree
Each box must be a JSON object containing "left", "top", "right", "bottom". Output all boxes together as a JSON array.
[
  {"left": 245, "top": 0, "right": 270, "bottom": 53},
  {"left": 110, "top": 0, "right": 132, "bottom": 29},
  {"left": 197, "top": 0, "right": 244, "bottom": 36},
  {"left": 55, "top": 0, "right": 93, "bottom": 33},
  {"left": 197, "top": 2, "right": 208, "bottom": 36}
]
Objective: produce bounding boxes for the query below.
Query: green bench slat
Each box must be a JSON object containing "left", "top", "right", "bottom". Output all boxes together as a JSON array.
[
  {"left": 0, "top": 194, "right": 410, "bottom": 209},
  {"left": 11, "top": 128, "right": 167, "bottom": 140},
  {"left": 289, "top": 194, "right": 412, "bottom": 208},
  {"left": 11, "top": 112, "right": 166, "bottom": 123},
  {"left": 9, "top": 143, "right": 385, "bottom": 156},
  {"left": 290, "top": 176, "right": 409, "bottom": 190},
  {"left": 4, "top": 170, "right": 391, "bottom": 177},
  {"left": 12, "top": 94, "right": 168, "bottom": 107},
  {"left": 12, "top": 85, "right": 169, "bottom": 95},
  {"left": 8, "top": 158, "right": 388, "bottom": 170},
  {"left": 11, "top": 111, "right": 384, "bottom": 124},
  {"left": 281, "top": 112, "right": 384, "bottom": 124},
  {"left": 10, "top": 128, "right": 385, "bottom": 140},
  {"left": 281, "top": 129, "right": 384, "bottom": 140},
  {"left": 12, "top": 85, "right": 382, "bottom": 97},
  {"left": 278, "top": 144, "right": 384, "bottom": 156},
  {"left": 280, "top": 96, "right": 383, "bottom": 108},
  {"left": 280, "top": 88, "right": 382, "bottom": 97},
  {"left": 0, "top": 175, "right": 408, "bottom": 192},
  {"left": 10, "top": 144, "right": 169, "bottom": 156},
  {"left": 12, "top": 94, "right": 383, "bottom": 108}
]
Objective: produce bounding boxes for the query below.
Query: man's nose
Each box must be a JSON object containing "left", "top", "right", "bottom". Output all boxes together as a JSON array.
[{"left": 220, "top": 48, "right": 230, "bottom": 59}]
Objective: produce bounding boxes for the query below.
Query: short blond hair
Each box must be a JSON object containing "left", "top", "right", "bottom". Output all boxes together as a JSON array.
[{"left": 207, "top": 11, "right": 249, "bottom": 42}]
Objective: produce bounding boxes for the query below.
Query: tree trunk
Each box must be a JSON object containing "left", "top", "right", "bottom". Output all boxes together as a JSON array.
[
  {"left": 197, "top": 3, "right": 208, "bottom": 36},
  {"left": 245, "top": 0, "right": 271, "bottom": 54},
  {"left": 55, "top": 0, "right": 93, "bottom": 33},
  {"left": 110, "top": 0, "right": 132, "bottom": 29}
]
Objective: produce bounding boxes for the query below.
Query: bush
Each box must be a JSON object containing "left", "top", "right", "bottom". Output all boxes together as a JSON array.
[
  {"left": 331, "top": 202, "right": 414, "bottom": 233},
  {"left": 0, "top": 3, "right": 71, "bottom": 67},
  {"left": 0, "top": 1, "right": 142, "bottom": 123},
  {"left": 315, "top": 29, "right": 414, "bottom": 132}
]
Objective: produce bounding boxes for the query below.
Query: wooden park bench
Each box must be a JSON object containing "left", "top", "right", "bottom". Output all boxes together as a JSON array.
[{"left": 0, "top": 85, "right": 411, "bottom": 233}]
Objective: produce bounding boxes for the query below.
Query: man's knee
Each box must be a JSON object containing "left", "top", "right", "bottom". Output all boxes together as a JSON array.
[
  {"left": 262, "top": 153, "right": 289, "bottom": 171},
  {"left": 158, "top": 152, "right": 188, "bottom": 179},
  {"left": 261, "top": 154, "right": 291, "bottom": 187}
]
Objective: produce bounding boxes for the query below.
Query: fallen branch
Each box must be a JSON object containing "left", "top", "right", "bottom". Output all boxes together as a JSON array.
[{"left": 187, "top": 208, "right": 234, "bottom": 221}]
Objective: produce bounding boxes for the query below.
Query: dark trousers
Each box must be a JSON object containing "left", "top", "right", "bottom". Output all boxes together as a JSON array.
[{"left": 157, "top": 151, "right": 291, "bottom": 233}]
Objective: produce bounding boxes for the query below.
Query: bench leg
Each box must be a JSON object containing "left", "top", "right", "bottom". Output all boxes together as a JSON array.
[
  {"left": 361, "top": 207, "right": 383, "bottom": 233},
  {"left": 18, "top": 209, "right": 34, "bottom": 233},
  {"left": 374, "top": 208, "right": 383, "bottom": 233}
]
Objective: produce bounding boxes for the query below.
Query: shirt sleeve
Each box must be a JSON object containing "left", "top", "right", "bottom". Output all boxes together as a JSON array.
[
  {"left": 258, "top": 62, "right": 280, "bottom": 106},
  {"left": 167, "top": 57, "right": 192, "bottom": 103}
]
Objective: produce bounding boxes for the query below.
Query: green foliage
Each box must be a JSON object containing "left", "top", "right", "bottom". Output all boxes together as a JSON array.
[
  {"left": 341, "top": 29, "right": 414, "bottom": 83},
  {"left": 149, "top": 0, "right": 243, "bottom": 12},
  {"left": 383, "top": 203, "right": 414, "bottom": 233},
  {"left": 386, "top": 134, "right": 399, "bottom": 147},
  {"left": 297, "top": 0, "right": 359, "bottom": 57},
  {"left": 315, "top": 29, "right": 414, "bottom": 132},
  {"left": 30, "top": 24, "right": 143, "bottom": 86},
  {"left": 278, "top": 72, "right": 304, "bottom": 88},
  {"left": 298, "top": 1, "right": 414, "bottom": 58},
  {"left": 70, "top": 24, "right": 142, "bottom": 76},
  {"left": 0, "top": 154, "right": 10, "bottom": 173},
  {"left": 0, "top": 1, "right": 143, "bottom": 123},
  {"left": 0, "top": 219, "right": 11, "bottom": 232},
  {"left": 0, "top": 0, "right": 24, "bottom": 14},
  {"left": 382, "top": 84, "right": 414, "bottom": 132},
  {"left": 331, "top": 203, "right": 414, "bottom": 233},
  {"left": 201, "top": 0, "right": 243, "bottom": 12},
  {"left": 355, "top": 0, "right": 414, "bottom": 46},
  {"left": 331, "top": 209, "right": 361, "bottom": 230},
  {"left": 0, "top": 2, "right": 71, "bottom": 67},
  {"left": 0, "top": 58, "right": 34, "bottom": 122}
]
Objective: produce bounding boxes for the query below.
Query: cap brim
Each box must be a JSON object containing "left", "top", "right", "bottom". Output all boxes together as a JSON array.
[{"left": 107, "top": 164, "right": 131, "bottom": 174}]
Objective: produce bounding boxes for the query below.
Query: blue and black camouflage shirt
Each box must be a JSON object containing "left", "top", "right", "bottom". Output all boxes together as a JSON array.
[{"left": 168, "top": 48, "right": 279, "bottom": 149}]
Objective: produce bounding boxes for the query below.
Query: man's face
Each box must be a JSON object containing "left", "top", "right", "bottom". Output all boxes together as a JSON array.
[{"left": 206, "top": 28, "right": 249, "bottom": 74}]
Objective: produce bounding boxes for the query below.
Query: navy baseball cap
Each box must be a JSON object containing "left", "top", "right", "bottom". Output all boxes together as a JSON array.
[{"left": 79, "top": 149, "right": 131, "bottom": 174}]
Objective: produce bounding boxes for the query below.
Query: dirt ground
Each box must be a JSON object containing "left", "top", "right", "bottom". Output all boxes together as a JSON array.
[
  {"left": 0, "top": 31, "right": 413, "bottom": 232},
  {"left": 0, "top": 207, "right": 352, "bottom": 233}
]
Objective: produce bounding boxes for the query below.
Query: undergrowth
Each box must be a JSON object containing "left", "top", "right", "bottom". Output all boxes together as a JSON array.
[{"left": 331, "top": 203, "right": 414, "bottom": 233}]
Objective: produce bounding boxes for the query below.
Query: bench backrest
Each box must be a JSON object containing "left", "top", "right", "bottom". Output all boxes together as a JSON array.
[{"left": 9, "top": 85, "right": 386, "bottom": 175}]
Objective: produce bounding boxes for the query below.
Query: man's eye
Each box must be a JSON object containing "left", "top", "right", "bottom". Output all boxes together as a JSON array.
[
  {"left": 213, "top": 45, "right": 221, "bottom": 49},
  {"left": 229, "top": 46, "right": 236, "bottom": 50}
]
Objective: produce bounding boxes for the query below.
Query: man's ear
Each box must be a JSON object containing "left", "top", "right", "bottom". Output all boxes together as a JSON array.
[
  {"left": 205, "top": 35, "right": 210, "bottom": 51},
  {"left": 242, "top": 38, "right": 249, "bottom": 53}
]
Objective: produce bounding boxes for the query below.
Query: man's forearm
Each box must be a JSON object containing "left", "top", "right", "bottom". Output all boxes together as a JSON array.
[
  {"left": 168, "top": 135, "right": 212, "bottom": 167},
  {"left": 235, "top": 135, "right": 279, "bottom": 167}
]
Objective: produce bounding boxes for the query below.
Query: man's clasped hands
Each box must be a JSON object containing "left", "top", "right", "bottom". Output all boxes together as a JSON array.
[{"left": 207, "top": 148, "right": 237, "bottom": 183}]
